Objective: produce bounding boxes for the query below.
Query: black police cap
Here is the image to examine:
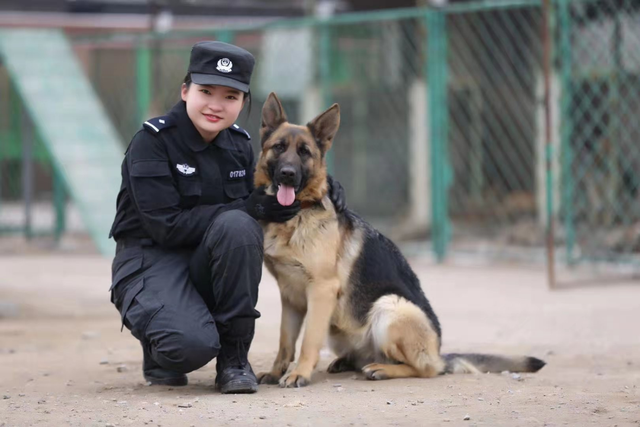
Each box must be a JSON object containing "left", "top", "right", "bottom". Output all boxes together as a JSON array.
[{"left": 187, "top": 41, "right": 255, "bottom": 93}]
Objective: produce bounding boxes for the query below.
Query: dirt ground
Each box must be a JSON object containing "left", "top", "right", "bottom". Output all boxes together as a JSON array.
[{"left": 1, "top": 245, "right": 639, "bottom": 427}]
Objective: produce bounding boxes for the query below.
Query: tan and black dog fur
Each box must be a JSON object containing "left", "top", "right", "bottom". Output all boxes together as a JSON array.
[{"left": 254, "top": 92, "right": 545, "bottom": 388}]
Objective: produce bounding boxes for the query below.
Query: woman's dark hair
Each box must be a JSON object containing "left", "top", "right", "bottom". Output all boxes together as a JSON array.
[{"left": 182, "top": 73, "right": 252, "bottom": 118}]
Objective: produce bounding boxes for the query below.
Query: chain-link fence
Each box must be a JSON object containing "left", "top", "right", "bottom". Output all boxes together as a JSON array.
[
  {"left": 2, "top": 0, "right": 640, "bottom": 280},
  {"left": 444, "top": 4, "right": 544, "bottom": 257},
  {"left": 559, "top": 0, "right": 640, "bottom": 270}
]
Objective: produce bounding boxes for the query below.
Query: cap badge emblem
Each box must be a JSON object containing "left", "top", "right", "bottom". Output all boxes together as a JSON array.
[{"left": 217, "top": 58, "right": 233, "bottom": 73}]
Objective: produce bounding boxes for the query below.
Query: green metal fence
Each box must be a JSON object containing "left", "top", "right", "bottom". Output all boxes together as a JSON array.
[
  {"left": 2, "top": 0, "right": 640, "bottom": 278},
  {"left": 559, "top": 0, "right": 640, "bottom": 268},
  {"left": 444, "top": 3, "right": 544, "bottom": 259},
  {"left": 0, "top": 70, "right": 67, "bottom": 239}
]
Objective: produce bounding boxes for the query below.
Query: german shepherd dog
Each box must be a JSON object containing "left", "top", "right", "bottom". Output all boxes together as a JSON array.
[{"left": 254, "top": 93, "right": 545, "bottom": 388}]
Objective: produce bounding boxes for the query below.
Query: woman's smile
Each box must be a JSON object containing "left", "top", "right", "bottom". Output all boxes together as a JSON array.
[{"left": 203, "top": 113, "right": 222, "bottom": 123}]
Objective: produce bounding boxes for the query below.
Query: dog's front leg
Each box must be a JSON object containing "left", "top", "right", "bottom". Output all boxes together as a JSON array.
[
  {"left": 257, "top": 298, "right": 305, "bottom": 385},
  {"left": 280, "top": 280, "right": 339, "bottom": 388}
]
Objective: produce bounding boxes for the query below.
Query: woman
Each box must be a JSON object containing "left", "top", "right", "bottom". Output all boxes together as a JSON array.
[{"left": 109, "top": 41, "right": 346, "bottom": 394}]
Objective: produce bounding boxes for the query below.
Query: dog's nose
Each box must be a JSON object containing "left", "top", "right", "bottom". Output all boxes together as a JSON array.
[{"left": 279, "top": 167, "right": 296, "bottom": 179}]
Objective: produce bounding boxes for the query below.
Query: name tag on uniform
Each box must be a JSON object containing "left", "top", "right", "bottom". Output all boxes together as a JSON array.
[{"left": 228, "top": 169, "right": 246, "bottom": 180}]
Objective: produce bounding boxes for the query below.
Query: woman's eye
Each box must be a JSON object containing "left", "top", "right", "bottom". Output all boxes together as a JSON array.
[
  {"left": 200, "top": 89, "right": 211, "bottom": 95},
  {"left": 227, "top": 95, "right": 238, "bottom": 100}
]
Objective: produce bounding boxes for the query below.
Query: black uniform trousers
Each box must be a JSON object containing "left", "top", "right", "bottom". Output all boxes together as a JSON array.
[{"left": 110, "top": 210, "right": 263, "bottom": 374}]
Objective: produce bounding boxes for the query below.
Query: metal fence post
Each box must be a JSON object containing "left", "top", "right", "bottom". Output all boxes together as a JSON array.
[
  {"left": 543, "top": 0, "right": 556, "bottom": 288},
  {"left": 4, "top": 80, "right": 22, "bottom": 232},
  {"left": 426, "top": 8, "right": 450, "bottom": 262},
  {"left": 557, "top": 0, "right": 575, "bottom": 264},
  {"left": 0, "top": 126, "right": 2, "bottom": 217},
  {"left": 21, "top": 108, "right": 33, "bottom": 240},
  {"left": 606, "top": 10, "right": 622, "bottom": 228},
  {"left": 319, "top": 22, "right": 334, "bottom": 174},
  {"left": 136, "top": 38, "right": 152, "bottom": 124},
  {"left": 53, "top": 165, "right": 66, "bottom": 242}
]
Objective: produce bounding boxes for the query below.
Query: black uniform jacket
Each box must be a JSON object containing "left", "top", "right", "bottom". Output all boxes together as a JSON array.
[{"left": 109, "top": 101, "right": 255, "bottom": 248}]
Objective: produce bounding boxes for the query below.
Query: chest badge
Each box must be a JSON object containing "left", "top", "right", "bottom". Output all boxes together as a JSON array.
[{"left": 176, "top": 163, "right": 196, "bottom": 176}]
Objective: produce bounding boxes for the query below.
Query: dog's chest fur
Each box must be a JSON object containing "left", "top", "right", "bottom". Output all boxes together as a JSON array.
[
  {"left": 262, "top": 197, "right": 341, "bottom": 311},
  {"left": 262, "top": 199, "right": 367, "bottom": 339}
]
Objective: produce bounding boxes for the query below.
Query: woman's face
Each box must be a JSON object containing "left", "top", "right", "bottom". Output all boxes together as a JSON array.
[{"left": 181, "top": 83, "right": 246, "bottom": 142}]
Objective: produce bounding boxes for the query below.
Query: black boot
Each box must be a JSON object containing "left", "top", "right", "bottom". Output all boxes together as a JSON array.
[
  {"left": 215, "top": 318, "right": 258, "bottom": 394},
  {"left": 142, "top": 342, "right": 188, "bottom": 386}
]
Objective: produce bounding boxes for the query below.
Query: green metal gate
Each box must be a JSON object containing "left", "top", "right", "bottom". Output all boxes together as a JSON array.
[{"left": 2, "top": 0, "right": 640, "bottom": 280}]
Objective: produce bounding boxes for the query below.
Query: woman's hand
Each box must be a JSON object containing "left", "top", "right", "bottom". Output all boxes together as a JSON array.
[
  {"left": 327, "top": 175, "right": 347, "bottom": 213},
  {"left": 245, "top": 187, "right": 301, "bottom": 223}
]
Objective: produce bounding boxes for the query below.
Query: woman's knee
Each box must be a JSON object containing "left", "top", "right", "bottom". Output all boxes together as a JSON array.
[
  {"left": 152, "top": 328, "right": 220, "bottom": 374},
  {"left": 204, "top": 210, "right": 263, "bottom": 251}
]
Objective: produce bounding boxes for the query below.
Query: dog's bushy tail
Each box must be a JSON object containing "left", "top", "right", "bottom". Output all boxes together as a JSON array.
[{"left": 442, "top": 353, "right": 546, "bottom": 374}]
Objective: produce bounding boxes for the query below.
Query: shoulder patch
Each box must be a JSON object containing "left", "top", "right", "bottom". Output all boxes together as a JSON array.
[
  {"left": 229, "top": 123, "right": 251, "bottom": 140},
  {"left": 143, "top": 116, "right": 175, "bottom": 133}
]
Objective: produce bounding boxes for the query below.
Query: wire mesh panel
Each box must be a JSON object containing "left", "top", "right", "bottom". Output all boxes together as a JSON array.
[
  {"left": 444, "top": 3, "right": 545, "bottom": 257},
  {"left": 324, "top": 19, "right": 424, "bottom": 222},
  {"left": 239, "top": 17, "right": 426, "bottom": 231},
  {"left": 229, "top": 21, "right": 418, "bottom": 227},
  {"left": 76, "top": 41, "right": 139, "bottom": 145},
  {"left": 72, "top": 37, "right": 189, "bottom": 147},
  {"left": 558, "top": 0, "right": 640, "bottom": 267}
]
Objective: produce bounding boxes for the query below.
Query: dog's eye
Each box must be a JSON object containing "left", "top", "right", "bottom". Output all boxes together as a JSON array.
[
  {"left": 273, "top": 143, "right": 285, "bottom": 153},
  {"left": 298, "top": 146, "right": 311, "bottom": 156}
]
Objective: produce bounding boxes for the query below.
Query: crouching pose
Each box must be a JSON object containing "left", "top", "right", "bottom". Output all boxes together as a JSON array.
[{"left": 108, "top": 43, "right": 345, "bottom": 393}]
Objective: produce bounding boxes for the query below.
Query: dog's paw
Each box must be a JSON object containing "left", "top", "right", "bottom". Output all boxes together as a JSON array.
[
  {"left": 279, "top": 372, "right": 310, "bottom": 388},
  {"left": 257, "top": 371, "right": 281, "bottom": 385},
  {"left": 327, "top": 357, "right": 355, "bottom": 374},
  {"left": 362, "top": 363, "right": 389, "bottom": 381}
]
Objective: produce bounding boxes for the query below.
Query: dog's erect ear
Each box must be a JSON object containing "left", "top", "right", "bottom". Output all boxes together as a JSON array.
[
  {"left": 260, "top": 92, "right": 288, "bottom": 145},
  {"left": 307, "top": 103, "right": 340, "bottom": 154}
]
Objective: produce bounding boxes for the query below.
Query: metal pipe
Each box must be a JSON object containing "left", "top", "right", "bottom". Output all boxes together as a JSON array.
[
  {"left": 558, "top": 0, "right": 575, "bottom": 265},
  {"left": 136, "top": 39, "right": 152, "bottom": 124},
  {"left": 21, "top": 107, "right": 33, "bottom": 240},
  {"left": 53, "top": 165, "right": 66, "bottom": 242},
  {"left": 427, "top": 9, "right": 450, "bottom": 262},
  {"left": 542, "top": 0, "right": 556, "bottom": 289}
]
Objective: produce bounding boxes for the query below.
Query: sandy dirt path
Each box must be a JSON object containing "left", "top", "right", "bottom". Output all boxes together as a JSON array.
[{"left": 1, "top": 254, "right": 639, "bottom": 426}]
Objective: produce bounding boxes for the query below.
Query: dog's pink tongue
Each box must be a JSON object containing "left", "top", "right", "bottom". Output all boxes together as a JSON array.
[{"left": 277, "top": 185, "right": 296, "bottom": 206}]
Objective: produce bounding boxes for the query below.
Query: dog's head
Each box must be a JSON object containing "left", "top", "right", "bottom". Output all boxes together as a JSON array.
[{"left": 254, "top": 92, "right": 340, "bottom": 206}]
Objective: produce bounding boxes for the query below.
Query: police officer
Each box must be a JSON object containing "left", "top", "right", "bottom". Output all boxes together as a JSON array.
[{"left": 109, "top": 41, "right": 346, "bottom": 394}]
